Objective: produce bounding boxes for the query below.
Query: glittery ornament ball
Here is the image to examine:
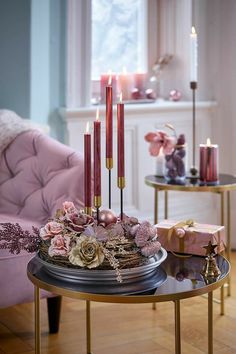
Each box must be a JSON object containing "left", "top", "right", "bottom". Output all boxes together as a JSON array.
[
  {"left": 169, "top": 89, "right": 182, "bottom": 102},
  {"left": 98, "top": 209, "right": 117, "bottom": 227}
]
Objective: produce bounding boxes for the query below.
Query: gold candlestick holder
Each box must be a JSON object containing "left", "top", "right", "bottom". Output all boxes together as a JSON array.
[
  {"left": 106, "top": 158, "right": 113, "bottom": 209},
  {"left": 118, "top": 177, "right": 125, "bottom": 220},
  {"left": 190, "top": 81, "right": 198, "bottom": 179}
]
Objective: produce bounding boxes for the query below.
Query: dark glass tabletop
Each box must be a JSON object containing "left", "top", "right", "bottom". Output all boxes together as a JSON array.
[
  {"left": 27, "top": 253, "right": 229, "bottom": 303},
  {"left": 145, "top": 173, "right": 236, "bottom": 192}
]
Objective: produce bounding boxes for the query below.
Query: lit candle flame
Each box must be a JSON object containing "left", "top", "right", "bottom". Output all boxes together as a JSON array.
[
  {"left": 119, "top": 92, "right": 123, "bottom": 102},
  {"left": 96, "top": 108, "right": 99, "bottom": 121},
  {"left": 191, "top": 26, "right": 196, "bottom": 35},
  {"left": 108, "top": 75, "right": 112, "bottom": 85},
  {"left": 122, "top": 66, "right": 127, "bottom": 75},
  {"left": 86, "top": 122, "right": 90, "bottom": 134},
  {"left": 207, "top": 138, "right": 211, "bottom": 146}
]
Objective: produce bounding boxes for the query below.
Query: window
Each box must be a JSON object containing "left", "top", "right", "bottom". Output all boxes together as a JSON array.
[
  {"left": 67, "top": 0, "right": 159, "bottom": 107},
  {"left": 91, "top": 0, "right": 147, "bottom": 80}
]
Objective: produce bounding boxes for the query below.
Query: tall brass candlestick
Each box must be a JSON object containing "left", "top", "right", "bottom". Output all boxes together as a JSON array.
[{"left": 190, "top": 81, "right": 198, "bottom": 177}]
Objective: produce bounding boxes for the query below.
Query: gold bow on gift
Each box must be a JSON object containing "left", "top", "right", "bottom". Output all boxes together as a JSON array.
[{"left": 167, "top": 219, "right": 195, "bottom": 257}]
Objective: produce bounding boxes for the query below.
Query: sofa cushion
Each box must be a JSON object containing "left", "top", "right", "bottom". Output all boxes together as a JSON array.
[{"left": 0, "top": 130, "right": 85, "bottom": 225}]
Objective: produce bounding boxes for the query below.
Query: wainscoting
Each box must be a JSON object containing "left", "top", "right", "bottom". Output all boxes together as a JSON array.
[{"left": 61, "top": 100, "right": 218, "bottom": 225}]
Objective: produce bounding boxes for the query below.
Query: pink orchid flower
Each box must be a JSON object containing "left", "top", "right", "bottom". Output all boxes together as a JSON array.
[{"left": 144, "top": 130, "right": 176, "bottom": 156}]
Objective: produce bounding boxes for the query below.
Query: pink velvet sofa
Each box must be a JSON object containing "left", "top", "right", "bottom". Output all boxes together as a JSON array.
[{"left": 0, "top": 129, "right": 85, "bottom": 332}]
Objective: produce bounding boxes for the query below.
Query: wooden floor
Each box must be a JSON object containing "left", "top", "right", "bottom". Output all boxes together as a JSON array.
[{"left": 0, "top": 253, "right": 236, "bottom": 354}]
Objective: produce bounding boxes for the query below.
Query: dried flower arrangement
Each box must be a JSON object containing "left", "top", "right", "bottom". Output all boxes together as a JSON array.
[
  {"left": 0, "top": 201, "right": 162, "bottom": 282},
  {"left": 145, "top": 124, "right": 186, "bottom": 182}
]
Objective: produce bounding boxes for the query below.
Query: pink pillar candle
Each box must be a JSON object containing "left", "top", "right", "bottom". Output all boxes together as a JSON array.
[
  {"left": 117, "top": 96, "right": 125, "bottom": 178},
  {"left": 94, "top": 110, "right": 101, "bottom": 197},
  {"left": 117, "top": 68, "right": 133, "bottom": 101},
  {"left": 133, "top": 72, "right": 147, "bottom": 93},
  {"left": 106, "top": 79, "right": 113, "bottom": 168},
  {"left": 199, "top": 139, "right": 219, "bottom": 183},
  {"left": 84, "top": 123, "right": 92, "bottom": 208}
]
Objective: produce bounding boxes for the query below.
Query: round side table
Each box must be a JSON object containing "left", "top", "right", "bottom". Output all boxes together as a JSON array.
[
  {"left": 27, "top": 253, "right": 229, "bottom": 354},
  {"left": 145, "top": 173, "right": 236, "bottom": 314}
]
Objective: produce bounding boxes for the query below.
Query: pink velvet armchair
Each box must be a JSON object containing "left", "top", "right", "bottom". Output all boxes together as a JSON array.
[{"left": 0, "top": 128, "right": 85, "bottom": 332}]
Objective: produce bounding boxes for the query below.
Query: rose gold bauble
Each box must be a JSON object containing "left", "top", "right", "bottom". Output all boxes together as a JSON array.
[
  {"left": 169, "top": 89, "right": 182, "bottom": 101},
  {"left": 98, "top": 209, "right": 117, "bottom": 227}
]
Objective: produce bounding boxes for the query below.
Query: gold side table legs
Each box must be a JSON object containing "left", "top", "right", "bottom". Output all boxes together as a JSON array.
[
  {"left": 208, "top": 291, "right": 213, "bottom": 354},
  {"left": 154, "top": 188, "right": 159, "bottom": 224},
  {"left": 227, "top": 191, "right": 231, "bottom": 297},
  {"left": 34, "top": 286, "right": 41, "bottom": 354},
  {"left": 164, "top": 190, "right": 168, "bottom": 219},
  {"left": 86, "top": 300, "right": 92, "bottom": 354},
  {"left": 174, "top": 300, "right": 181, "bottom": 354}
]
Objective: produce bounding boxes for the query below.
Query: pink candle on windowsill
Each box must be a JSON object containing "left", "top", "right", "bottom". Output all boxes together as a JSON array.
[
  {"left": 117, "top": 67, "right": 133, "bottom": 101},
  {"left": 100, "top": 71, "right": 117, "bottom": 104},
  {"left": 84, "top": 122, "right": 91, "bottom": 209},
  {"left": 117, "top": 93, "right": 125, "bottom": 179},
  {"left": 133, "top": 71, "right": 147, "bottom": 94},
  {"left": 199, "top": 138, "right": 219, "bottom": 184}
]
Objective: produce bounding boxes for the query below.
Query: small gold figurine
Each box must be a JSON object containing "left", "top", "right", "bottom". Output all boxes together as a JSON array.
[{"left": 201, "top": 240, "right": 221, "bottom": 279}]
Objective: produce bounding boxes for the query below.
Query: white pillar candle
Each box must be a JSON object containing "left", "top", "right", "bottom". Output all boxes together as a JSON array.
[{"left": 190, "top": 26, "right": 198, "bottom": 82}]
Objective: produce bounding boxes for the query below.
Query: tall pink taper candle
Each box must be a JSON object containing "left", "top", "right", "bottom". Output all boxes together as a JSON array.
[
  {"left": 117, "top": 93, "right": 125, "bottom": 189},
  {"left": 106, "top": 75, "right": 113, "bottom": 169},
  {"left": 84, "top": 122, "right": 92, "bottom": 214},
  {"left": 94, "top": 108, "right": 101, "bottom": 207}
]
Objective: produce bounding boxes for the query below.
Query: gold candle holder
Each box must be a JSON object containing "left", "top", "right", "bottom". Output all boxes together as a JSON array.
[{"left": 190, "top": 81, "right": 198, "bottom": 178}]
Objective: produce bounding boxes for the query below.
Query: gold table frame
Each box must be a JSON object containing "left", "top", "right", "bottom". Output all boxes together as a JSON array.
[
  {"left": 27, "top": 255, "right": 229, "bottom": 354},
  {"left": 145, "top": 173, "right": 236, "bottom": 315}
]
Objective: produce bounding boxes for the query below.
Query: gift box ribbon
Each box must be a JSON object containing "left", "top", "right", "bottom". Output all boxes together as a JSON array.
[
  {"left": 166, "top": 219, "right": 224, "bottom": 257},
  {"left": 167, "top": 219, "right": 195, "bottom": 257}
]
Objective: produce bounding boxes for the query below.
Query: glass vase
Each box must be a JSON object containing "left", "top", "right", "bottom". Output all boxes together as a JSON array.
[{"left": 164, "top": 144, "right": 187, "bottom": 184}]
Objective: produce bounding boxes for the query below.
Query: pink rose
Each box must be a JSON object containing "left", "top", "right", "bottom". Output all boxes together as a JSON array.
[
  {"left": 66, "top": 212, "right": 94, "bottom": 233},
  {"left": 40, "top": 221, "right": 64, "bottom": 240},
  {"left": 63, "top": 201, "right": 77, "bottom": 215},
  {"left": 48, "top": 234, "right": 71, "bottom": 257}
]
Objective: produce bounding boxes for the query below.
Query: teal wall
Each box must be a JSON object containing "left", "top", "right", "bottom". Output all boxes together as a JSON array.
[
  {"left": 0, "top": 0, "right": 31, "bottom": 117},
  {"left": 0, "top": 0, "right": 66, "bottom": 141}
]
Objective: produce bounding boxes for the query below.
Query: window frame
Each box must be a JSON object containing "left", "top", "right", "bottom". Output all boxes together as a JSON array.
[
  {"left": 67, "top": 0, "right": 159, "bottom": 108},
  {"left": 66, "top": 0, "right": 189, "bottom": 108}
]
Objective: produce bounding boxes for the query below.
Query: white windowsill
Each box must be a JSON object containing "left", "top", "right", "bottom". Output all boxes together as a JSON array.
[{"left": 60, "top": 100, "right": 217, "bottom": 121}]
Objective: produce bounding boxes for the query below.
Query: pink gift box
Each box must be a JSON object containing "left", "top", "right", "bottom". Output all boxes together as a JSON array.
[{"left": 156, "top": 220, "right": 225, "bottom": 256}]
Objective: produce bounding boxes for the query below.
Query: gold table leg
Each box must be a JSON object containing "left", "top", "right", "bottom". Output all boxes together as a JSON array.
[
  {"left": 154, "top": 188, "right": 159, "bottom": 224},
  {"left": 152, "top": 188, "right": 159, "bottom": 310},
  {"left": 227, "top": 191, "right": 231, "bottom": 296},
  {"left": 86, "top": 300, "right": 92, "bottom": 354},
  {"left": 208, "top": 291, "right": 213, "bottom": 354},
  {"left": 220, "top": 192, "right": 225, "bottom": 315},
  {"left": 164, "top": 190, "right": 168, "bottom": 219},
  {"left": 174, "top": 300, "right": 181, "bottom": 354},
  {"left": 34, "top": 286, "right": 41, "bottom": 354}
]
